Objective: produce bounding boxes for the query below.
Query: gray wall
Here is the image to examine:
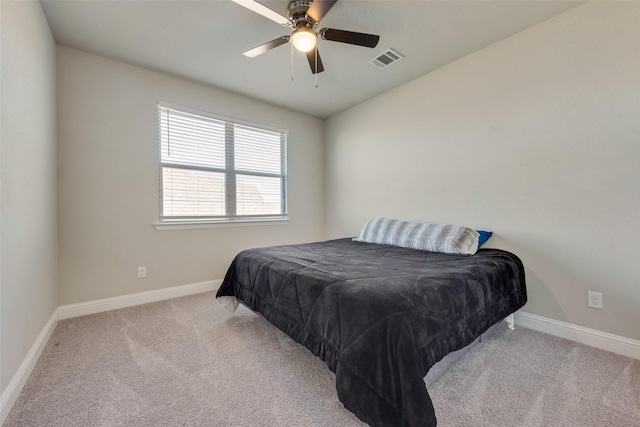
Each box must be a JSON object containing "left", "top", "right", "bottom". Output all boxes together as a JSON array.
[
  {"left": 325, "top": 2, "right": 640, "bottom": 340},
  {"left": 57, "top": 46, "right": 325, "bottom": 305},
  {"left": 0, "top": 1, "right": 58, "bottom": 393}
]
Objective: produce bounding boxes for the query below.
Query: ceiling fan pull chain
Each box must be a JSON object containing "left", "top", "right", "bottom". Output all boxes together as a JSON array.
[
  {"left": 315, "top": 48, "right": 318, "bottom": 88},
  {"left": 291, "top": 43, "right": 294, "bottom": 81}
]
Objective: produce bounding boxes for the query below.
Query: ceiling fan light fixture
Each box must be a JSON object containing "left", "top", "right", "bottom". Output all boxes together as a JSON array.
[
  {"left": 236, "top": 0, "right": 379, "bottom": 75},
  {"left": 291, "top": 27, "right": 317, "bottom": 52}
]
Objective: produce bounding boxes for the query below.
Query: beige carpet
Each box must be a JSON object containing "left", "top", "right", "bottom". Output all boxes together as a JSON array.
[{"left": 4, "top": 292, "right": 640, "bottom": 426}]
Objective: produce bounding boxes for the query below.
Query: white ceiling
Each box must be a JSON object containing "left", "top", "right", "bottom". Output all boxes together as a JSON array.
[{"left": 40, "top": 0, "right": 583, "bottom": 118}]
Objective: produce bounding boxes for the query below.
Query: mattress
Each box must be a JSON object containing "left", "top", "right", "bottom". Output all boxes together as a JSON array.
[{"left": 216, "top": 238, "right": 527, "bottom": 426}]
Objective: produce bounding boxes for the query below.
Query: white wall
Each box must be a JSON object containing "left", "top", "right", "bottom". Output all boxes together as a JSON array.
[
  {"left": 325, "top": 2, "right": 640, "bottom": 341},
  {"left": 0, "top": 1, "right": 58, "bottom": 393},
  {"left": 57, "top": 46, "right": 325, "bottom": 305}
]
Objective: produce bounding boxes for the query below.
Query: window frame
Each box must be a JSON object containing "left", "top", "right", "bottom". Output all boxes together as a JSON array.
[{"left": 155, "top": 102, "right": 289, "bottom": 230}]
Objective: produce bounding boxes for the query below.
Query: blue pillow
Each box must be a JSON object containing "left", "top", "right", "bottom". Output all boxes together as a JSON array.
[{"left": 477, "top": 230, "right": 493, "bottom": 248}]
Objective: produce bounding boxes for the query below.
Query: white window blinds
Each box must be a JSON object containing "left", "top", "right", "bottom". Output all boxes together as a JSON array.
[{"left": 158, "top": 103, "right": 287, "bottom": 221}]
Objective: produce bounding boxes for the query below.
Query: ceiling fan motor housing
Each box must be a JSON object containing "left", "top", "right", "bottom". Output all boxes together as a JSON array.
[{"left": 287, "top": 0, "right": 316, "bottom": 28}]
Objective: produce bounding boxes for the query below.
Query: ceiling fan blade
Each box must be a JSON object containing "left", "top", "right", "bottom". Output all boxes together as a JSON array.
[
  {"left": 306, "top": 0, "right": 337, "bottom": 24},
  {"left": 319, "top": 28, "right": 379, "bottom": 48},
  {"left": 243, "top": 36, "right": 290, "bottom": 57},
  {"left": 306, "top": 48, "right": 325, "bottom": 74},
  {"left": 232, "top": 0, "right": 291, "bottom": 27}
]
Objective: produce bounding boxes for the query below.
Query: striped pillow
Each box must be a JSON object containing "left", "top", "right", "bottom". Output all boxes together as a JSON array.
[{"left": 354, "top": 218, "right": 480, "bottom": 255}]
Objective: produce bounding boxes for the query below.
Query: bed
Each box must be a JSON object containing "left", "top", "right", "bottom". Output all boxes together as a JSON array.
[{"left": 216, "top": 237, "right": 527, "bottom": 426}]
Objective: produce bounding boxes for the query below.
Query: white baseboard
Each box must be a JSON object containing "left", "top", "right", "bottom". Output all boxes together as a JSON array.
[
  {"left": 514, "top": 311, "right": 640, "bottom": 361},
  {"left": 0, "top": 309, "right": 58, "bottom": 425},
  {"left": 58, "top": 279, "right": 221, "bottom": 320},
  {"left": 1, "top": 279, "right": 221, "bottom": 424}
]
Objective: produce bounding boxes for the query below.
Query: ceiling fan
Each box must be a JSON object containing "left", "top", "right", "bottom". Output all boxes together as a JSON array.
[{"left": 233, "top": 0, "right": 380, "bottom": 74}]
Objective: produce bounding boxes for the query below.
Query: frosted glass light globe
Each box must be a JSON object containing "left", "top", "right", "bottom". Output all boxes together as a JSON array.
[{"left": 291, "top": 28, "right": 317, "bottom": 53}]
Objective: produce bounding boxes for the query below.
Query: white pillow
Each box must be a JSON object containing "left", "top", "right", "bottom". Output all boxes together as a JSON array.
[{"left": 353, "top": 218, "right": 479, "bottom": 255}]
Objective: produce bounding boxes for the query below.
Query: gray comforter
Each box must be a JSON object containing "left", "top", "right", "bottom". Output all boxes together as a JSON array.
[{"left": 216, "top": 238, "right": 527, "bottom": 426}]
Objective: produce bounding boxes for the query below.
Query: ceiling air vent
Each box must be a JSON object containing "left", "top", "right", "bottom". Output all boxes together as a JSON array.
[{"left": 369, "top": 49, "right": 404, "bottom": 70}]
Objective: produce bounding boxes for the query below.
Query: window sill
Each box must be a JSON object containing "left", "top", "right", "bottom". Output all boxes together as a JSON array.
[{"left": 154, "top": 217, "right": 290, "bottom": 231}]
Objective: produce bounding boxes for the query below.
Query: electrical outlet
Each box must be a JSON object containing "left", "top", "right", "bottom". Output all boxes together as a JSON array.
[
  {"left": 588, "top": 291, "right": 603, "bottom": 309},
  {"left": 137, "top": 266, "right": 147, "bottom": 278}
]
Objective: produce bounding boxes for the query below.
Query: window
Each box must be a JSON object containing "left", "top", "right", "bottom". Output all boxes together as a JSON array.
[{"left": 158, "top": 102, "right": 287, "bottom": 225}]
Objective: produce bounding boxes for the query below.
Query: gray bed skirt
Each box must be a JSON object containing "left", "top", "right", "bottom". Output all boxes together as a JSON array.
[{"left": 424, "top": 317, "right": 505, "bottom": 388}]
